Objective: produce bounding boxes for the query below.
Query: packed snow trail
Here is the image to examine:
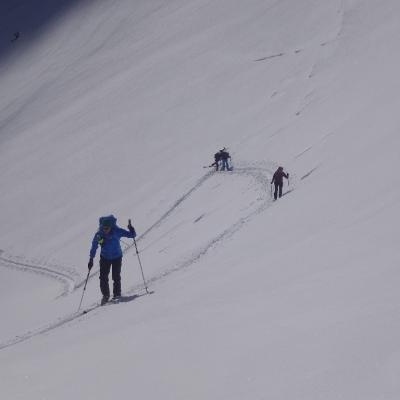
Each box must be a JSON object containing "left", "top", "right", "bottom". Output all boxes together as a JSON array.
[
  {"left": 0, "top": 251, "right": 78, "bottom": 296},
  {"left": 0, "top": 161, "right": 293, "bottom": 351},
  {"left": 0, "top": 293, "right": 146, "bottom": 351}
]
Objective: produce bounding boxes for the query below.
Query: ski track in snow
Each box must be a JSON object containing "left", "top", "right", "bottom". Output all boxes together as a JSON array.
[
  {"left": 0, "top": 163, "right": 295, "bottom": 351},
  {"left": 126, "top": 164, "right": 283, "bottom": 290},
  {"left": 74, "top": 171, "right": 214, "bottom": 289},
  {"left": 0, "top": 253, "right": 78, "bottom": 297}
]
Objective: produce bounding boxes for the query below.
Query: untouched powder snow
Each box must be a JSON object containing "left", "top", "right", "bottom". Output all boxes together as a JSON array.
[{"left": 1, "top": 0, "right": 400, "bottom": 399}]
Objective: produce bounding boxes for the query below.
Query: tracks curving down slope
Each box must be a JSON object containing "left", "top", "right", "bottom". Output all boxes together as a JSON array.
[
  {"left": 0, "top": 161, "right": 294, "bottom": 351},
  {"left": 0, "top": 251, "right": 79, "bottom": 297}
]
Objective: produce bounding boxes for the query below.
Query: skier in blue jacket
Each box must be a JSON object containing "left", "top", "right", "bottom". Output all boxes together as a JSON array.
[{"left": 88, "top": 215, "right": 136, "bottom": 304}]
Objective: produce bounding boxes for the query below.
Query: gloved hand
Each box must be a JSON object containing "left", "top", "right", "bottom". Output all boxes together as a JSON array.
[
  {"left": 128, "top": 219, "right": 136, "bottom": 235},
  {"left": 88, "top": 258, "right": 93, "bottom": 270}
]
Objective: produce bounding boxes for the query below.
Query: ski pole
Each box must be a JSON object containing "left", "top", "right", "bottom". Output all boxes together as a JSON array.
[
  {"left": 77, "top": 270, "right": 90, "bottom": 312},
  {"left": 133, "top": 237, "right": 149, "bottom": 294}
]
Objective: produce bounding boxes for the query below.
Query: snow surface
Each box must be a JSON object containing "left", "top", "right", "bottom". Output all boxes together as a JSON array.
[{"left": 1, "top": 0, "right": 400, "bottom": 398}]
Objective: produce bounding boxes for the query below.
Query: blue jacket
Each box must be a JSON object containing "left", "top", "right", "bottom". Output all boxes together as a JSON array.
[{"left": 89, "top": 215, "right": 136, "bottom": 260}]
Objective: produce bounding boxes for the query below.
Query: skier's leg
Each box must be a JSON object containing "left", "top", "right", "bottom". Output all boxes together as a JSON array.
[
  {"left": 112, "top": 257, "right": 122, "bottom": 297},
  {"left": 99, "top": 257, "right": 111, "bottom": 297},
  {"left": 274, "top": 183, "right": 278, "bottom": 200},
  {"left": 278, "top": 183, "right": 283, "bottom": 198}
]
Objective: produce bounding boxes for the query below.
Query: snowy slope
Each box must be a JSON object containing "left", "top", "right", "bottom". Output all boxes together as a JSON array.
[{"left": 1, "top": 0, "right": 400, "bottom": 399}]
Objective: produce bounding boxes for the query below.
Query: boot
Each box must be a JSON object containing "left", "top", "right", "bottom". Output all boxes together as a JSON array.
[{"left": 101, "top": 295, "right": 110, "bottom": 306}]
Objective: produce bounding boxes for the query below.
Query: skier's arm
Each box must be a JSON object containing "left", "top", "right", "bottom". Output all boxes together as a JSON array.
[
  {"left": 117, "top": 226, "right": 136, "bottom": 239},
  {"left": 271, "top": 173, "right": 275, "bottom": 184},
  {"left": 284, "top": 172, "right": 289, "bottom": 179},
  {"left": 89, "top": 233, "right": 100, "bottom": 259}
]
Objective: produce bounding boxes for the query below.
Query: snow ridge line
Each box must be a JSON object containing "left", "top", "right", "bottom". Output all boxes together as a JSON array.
[{"left": 0, "top": 254, "right": 76, "bottom": 296}]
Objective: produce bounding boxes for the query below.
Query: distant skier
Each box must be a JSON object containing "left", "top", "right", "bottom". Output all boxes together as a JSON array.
[
  {"left": 219, "top": 148, "right": 232, "bottom": 171},
  {"left": 88, "top": 215, "right": 136, "bottom": 305},
  {"left": 271, "top": 166, "right": 289, "bottom": 200},
  {"left": 210, "top": 151, "right": 222, "bottom": 171},
  {"left": 11, "top": 32, "right": 20, "bottom": 42}
]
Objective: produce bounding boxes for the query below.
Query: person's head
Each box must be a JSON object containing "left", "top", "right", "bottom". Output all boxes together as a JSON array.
[
  {"left": 99, "top": 215, "right": 116, "bottom": 233},
  {"left": 278, "top": 166, "right": 283, "bottom": 171},
  {"left": 102, "top": 220, "right": 112, "bottom": 233}
]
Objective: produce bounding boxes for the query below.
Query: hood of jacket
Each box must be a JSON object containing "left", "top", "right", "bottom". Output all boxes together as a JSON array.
[{"left": 99, "top": 215, "right": 117, "bottom": 230}]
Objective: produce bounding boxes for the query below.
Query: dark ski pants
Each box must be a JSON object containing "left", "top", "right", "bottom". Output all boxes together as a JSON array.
[
  {"left": 221, "top": 159, "right": 229, "bottom": 171},
  {"left": 99, "top": 256, "right": 122, "bottom": 297},
  {"left": 274, "top": 183, "right": 283, "bottom": 200}
]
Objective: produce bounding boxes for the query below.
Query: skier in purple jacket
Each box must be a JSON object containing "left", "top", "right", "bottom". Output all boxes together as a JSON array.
[
  {"left": 88, "top": 215, "right": 136, "bottom": 304},
  {"left": 271, "top": 167, "right": 289, "bottom": 200}
]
